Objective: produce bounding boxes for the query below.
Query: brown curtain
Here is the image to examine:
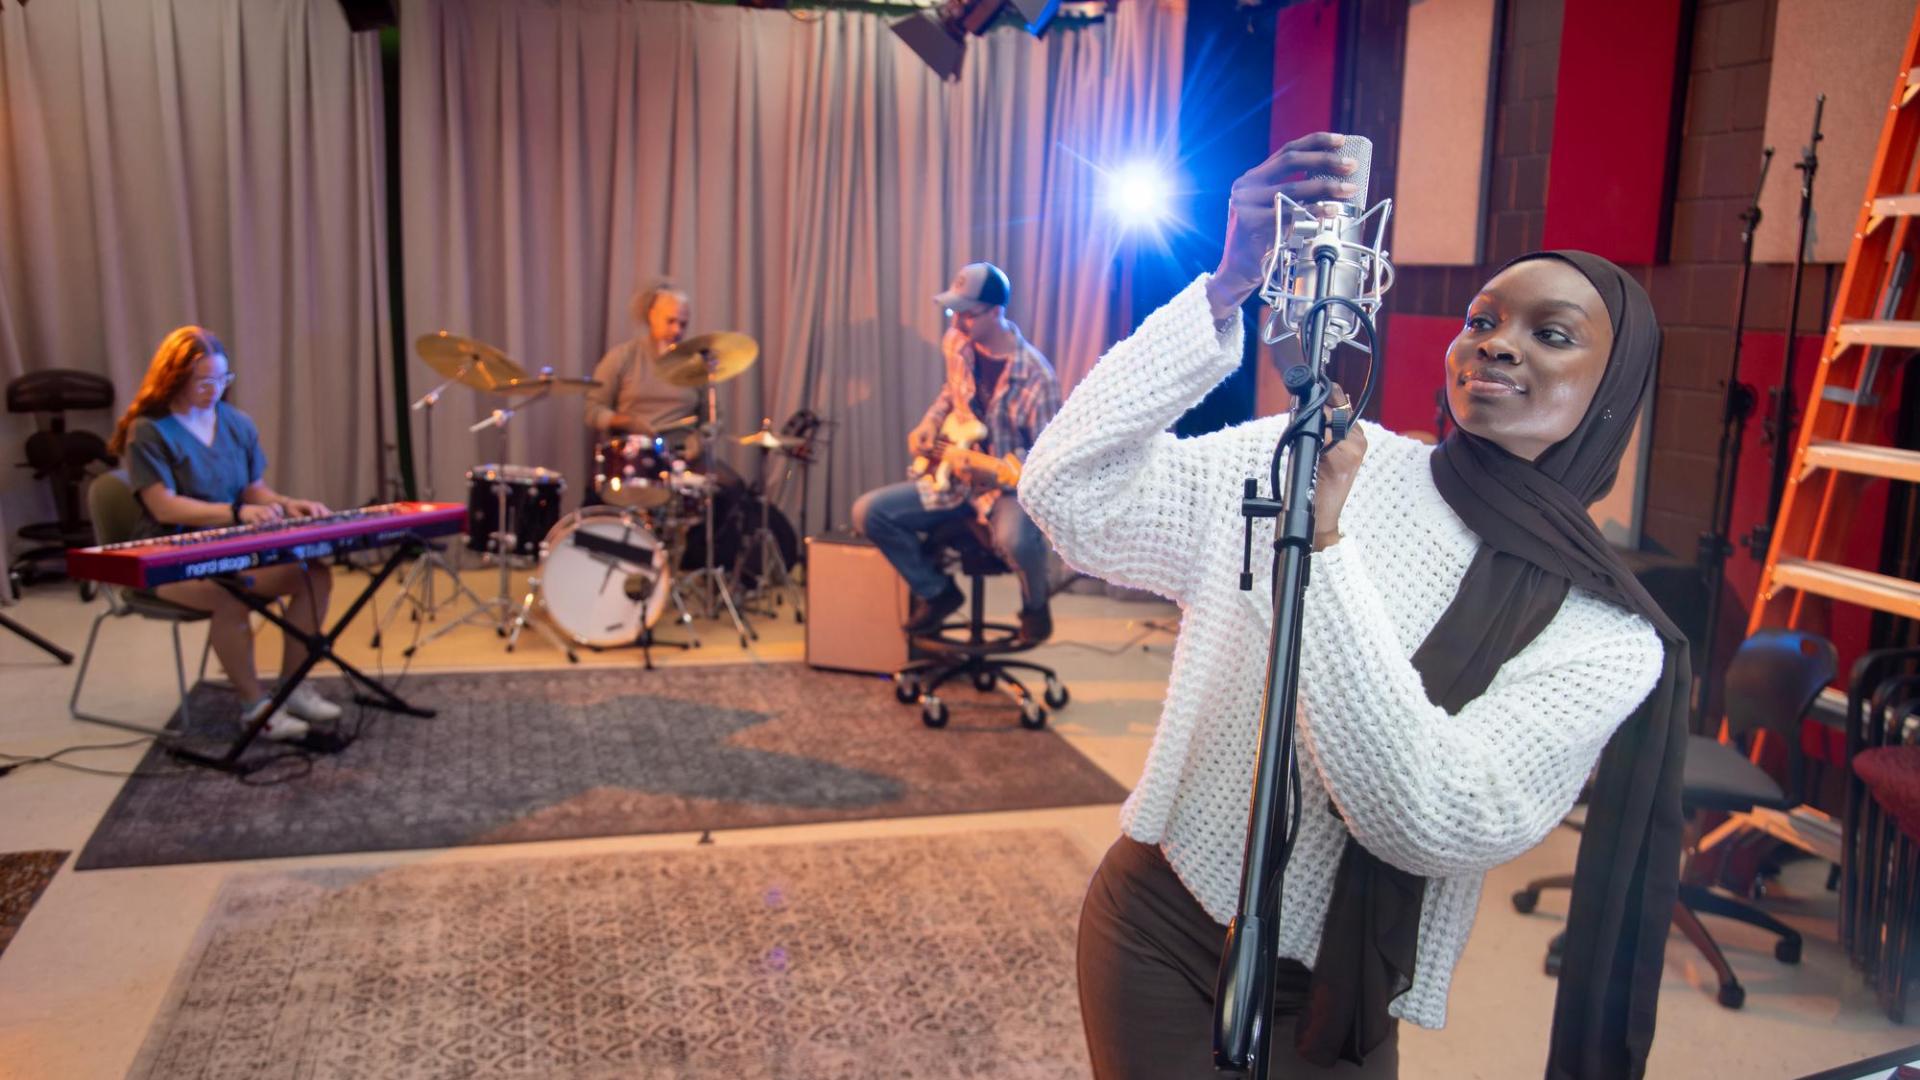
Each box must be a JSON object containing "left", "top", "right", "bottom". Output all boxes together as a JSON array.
[
  {"left": 399, "top": 0, "right": 1183, "bottom": 528},
  {"left": 0, "top": 0, "right": 392, "bottom": 519}
]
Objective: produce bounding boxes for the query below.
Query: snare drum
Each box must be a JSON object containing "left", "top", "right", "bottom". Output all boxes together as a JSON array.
[
  {"left": 594, "top": 435, "right": 674, "bottom": 509},
  {"left": 466, "top": 464, "right": 565, "bottom": 557},
  {"left": 536, "top": 506, "right": 672, "bottom": 646}
]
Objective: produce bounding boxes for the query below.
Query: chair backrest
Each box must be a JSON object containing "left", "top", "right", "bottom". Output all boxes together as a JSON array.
[
  {"left": 1723, "top": 628, "right": 1838, "bottom": 799},
  {"left": 86, "top": 470, "right": 144, "bottom": 547}
]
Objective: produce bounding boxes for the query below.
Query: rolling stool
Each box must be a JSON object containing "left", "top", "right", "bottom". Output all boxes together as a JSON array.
[
  {"left": 892, "top": 516, "right": 1067, "bottom": 729},
  {"left": 8, "top": 369, "right": 116, "bottom": 589}
]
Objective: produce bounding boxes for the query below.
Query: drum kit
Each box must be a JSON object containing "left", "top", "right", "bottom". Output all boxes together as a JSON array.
[{"left": 377, "top": 330, "right": 808, "bottom": 665}]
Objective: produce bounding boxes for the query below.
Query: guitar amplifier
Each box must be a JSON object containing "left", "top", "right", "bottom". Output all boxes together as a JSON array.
[{"left": 805, "top": 531, "right": 912, "bottom": 674}]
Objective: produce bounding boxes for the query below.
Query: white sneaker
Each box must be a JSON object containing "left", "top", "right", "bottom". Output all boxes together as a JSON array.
[
  {"left": 240, "top": 696, "right": 311, "bottom": 742},
  {"left": 284, "top": 685, "right": 343, "bottom": 723}
]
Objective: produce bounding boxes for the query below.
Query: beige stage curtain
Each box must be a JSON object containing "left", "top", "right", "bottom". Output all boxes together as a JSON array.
[
  {"left": 0, "top": 0, "right": 391, "bottom": 524},
  {"left": 400, "top": 0, "right": 1182, "bottom": 529}
]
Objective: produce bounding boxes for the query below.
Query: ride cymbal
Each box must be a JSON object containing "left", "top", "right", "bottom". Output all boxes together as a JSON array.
[
  {"left": 655, "top": 332, "right": 760, "bottom": 388},
  {"left": 497, "top": 374, "right": 602, "bottom": 396},
  {"left": 415, "top": 332, "right": 526, "bottom": 392}
]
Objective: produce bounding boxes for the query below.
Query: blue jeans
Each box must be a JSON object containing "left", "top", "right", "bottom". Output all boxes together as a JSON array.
[{"left": 850, "top": 481, "right": 1051, "bottom": 610}]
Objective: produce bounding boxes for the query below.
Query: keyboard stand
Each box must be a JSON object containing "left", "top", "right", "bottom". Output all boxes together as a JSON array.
[{"left": 168, "top": 540, "right": 436, "bottom": 776}]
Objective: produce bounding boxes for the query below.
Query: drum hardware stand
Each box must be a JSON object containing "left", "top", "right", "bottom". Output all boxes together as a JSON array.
[
  {"left": 673, "top": 372, "right": 754, "bottom": 648},
  {"left": 372, "top": 375, "right": 485, "bottom": 647},
  {"left": 404, "top": 395, "right": 578, "bottom": 662},
  {"left": 736, "top": 436, "right": 804, "bottom": 623}
]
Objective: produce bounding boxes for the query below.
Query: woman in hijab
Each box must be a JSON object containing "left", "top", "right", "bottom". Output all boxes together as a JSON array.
[{"left": 1018, "top": 132, "right": 1686, "bottom": 1079}]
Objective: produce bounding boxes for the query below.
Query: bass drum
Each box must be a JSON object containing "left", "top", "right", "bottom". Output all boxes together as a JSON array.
[
  {"left": 678, "top": 494, "right": 800, "bottom": 589},
  {"left": 536, "top": 507, "right": 671, "bottom": 647}
]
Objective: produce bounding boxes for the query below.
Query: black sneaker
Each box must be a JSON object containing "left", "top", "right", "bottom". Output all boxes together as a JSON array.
[
  {"left": 1014, "top": 604, "right": 1053, "bottom": 647},
  {"left": 906, "top": 583, "right": 965, "bottom": 635}
]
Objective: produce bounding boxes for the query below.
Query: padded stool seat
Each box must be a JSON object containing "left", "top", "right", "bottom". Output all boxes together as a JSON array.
[
  {"left": 893, "top": 516, "right": 1066, "bottom": 729},
  {"left": 1855, "top": 746, "right": 1920, "bottom": 842}
]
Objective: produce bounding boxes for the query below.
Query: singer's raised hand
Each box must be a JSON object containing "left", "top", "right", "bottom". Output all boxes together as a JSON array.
[
  {"left": 1311, "top": 384, "right": 1365, "bottom": 550},
  {"left": 1206, "top": 132, "right": 1360, "bottom": 323}
]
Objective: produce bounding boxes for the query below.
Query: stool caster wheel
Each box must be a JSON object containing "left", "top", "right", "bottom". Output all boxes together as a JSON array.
[
  {"left": 1044, "top": 680, "right": 1069, "bottom": 709},
  {"left": 922, "top": 697, "right": 949, "bottom": 728},
  {"left": 1775, "top": 938, "right": 1801, "bottom": 964},
  {"left": 972, "top": 669, "right": 997, "bottom": 692},
  {"left": 1511, "top": 889, "right": 1538, "bottom": 914},
  {"left": 1020, "top": 701, "right": 1047, "bottom": 729},
  {"left": 895, "top": 677, "right": 920, "bottom": 704},
  {"left": 1717, "top": 982, "right": 1744, "bottom": 1009}
]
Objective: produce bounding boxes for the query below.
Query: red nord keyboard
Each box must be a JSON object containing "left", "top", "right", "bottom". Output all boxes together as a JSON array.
[{"left": 65, "top": 502, "right": 466, "bottom": 588}]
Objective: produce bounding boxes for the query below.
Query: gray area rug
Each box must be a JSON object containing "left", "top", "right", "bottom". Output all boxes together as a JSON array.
[
  {"left": 128, "top": 829, "right": 1095, "bottom": 1079},
  {"left": 77, "top": 665, "right": 1127, "bottom": 870}
]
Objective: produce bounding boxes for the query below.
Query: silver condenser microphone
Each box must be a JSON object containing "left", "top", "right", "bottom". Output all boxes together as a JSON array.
[{"left": 1257, "top": 134, "right": 1393, "bottom": 352}]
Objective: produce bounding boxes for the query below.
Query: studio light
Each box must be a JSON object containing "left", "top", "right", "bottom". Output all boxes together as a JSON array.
[
  {"left": 1106, "top": 160, "right": 1173, "bottom": 228},
  {"left": 891, "top": 0, "right": 1104, "bottom": 80}
]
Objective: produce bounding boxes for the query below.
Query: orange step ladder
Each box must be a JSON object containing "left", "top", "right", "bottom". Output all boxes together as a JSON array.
[{"left": 1748, "top": 9, "right": 1920, "bottom": 637}]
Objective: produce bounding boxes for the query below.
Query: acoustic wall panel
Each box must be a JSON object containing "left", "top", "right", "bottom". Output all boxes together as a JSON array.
[
  {"left": 1542, "top": 0, "right": 1687, "bottom": 263},
  {"left": 1377, "top": 313, "right": 1458, "bottom": 436},
  {"left": 1755, "top": 0, "right": 1912, "bottom": 264},
  {"left": 1393, "top": 0, "right": 1500, "bottom": 266}
]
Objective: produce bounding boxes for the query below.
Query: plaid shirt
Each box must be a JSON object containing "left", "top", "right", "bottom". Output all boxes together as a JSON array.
[{"left": 914, "top": 325, "right": 1060, "bottom": 510}]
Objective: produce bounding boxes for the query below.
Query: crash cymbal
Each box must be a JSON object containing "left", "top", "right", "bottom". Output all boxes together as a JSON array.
[
  {"left": 736, "top": 427, "right": 802, "bottom": 451},
  {"left": 498, "top": 373, "right": 602, "bottom": 397},
  {"left": 415, "top": 332, "right": 526, "bottom": 392},
  {"left": 655, "top": 332, "right": 760, "bottom": 388}
]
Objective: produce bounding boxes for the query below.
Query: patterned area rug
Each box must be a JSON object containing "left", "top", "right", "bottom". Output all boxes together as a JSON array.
[
  {"left": 129, "top": 830, "right": 1094, "bottom": 1079},
  {"left": 77, "top": 665, "right": 1127, "bottom": 870},
  {"left": 0, "top": 850, "right": 66, "bottom": 959}
]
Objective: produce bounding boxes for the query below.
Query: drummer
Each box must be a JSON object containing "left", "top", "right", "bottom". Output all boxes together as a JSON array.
[{"left": 585, "top": 280, "right": 701, "bottom": 451}]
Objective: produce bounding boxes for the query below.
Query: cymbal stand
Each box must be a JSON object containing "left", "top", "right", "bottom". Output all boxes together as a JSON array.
[
  {"left": 672, "top": 372, "right": 754, "bottom": 648},
  {"left": 372, "top": 375, "right": 487, "bottom": 648},
  {"left": 406, "top": 393, "right": 578, "bottom": 661},
  {"left": 736, "top": 440, "right": 803, "bottom": 623}
]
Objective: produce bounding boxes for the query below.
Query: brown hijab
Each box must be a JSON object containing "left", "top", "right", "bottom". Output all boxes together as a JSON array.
[{"left": 1296, "top": 251, "right": 1689, "bottom": 1079}]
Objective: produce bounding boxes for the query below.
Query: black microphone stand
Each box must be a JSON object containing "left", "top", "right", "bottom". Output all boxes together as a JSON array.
[
  {"left": 1214, "top": 243, "right": 1343, "bottom": 1079},
  {"left": 1748, "top": 94, "right": 1824, "bottom": 561},
  {"left": 1695, "top": 145, "right": 1773, "bottom": 728}
]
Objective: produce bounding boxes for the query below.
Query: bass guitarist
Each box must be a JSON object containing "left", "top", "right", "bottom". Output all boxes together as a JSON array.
[{"left": 851, "top": 262, "right": 1061, "bottom": 645}]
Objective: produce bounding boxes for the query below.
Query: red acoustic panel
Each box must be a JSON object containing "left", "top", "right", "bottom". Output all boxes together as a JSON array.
[
  {"left": 1270, "top": 0, "right": 1340, "bottom": 148},
  {"left": 1376, "top": 313, "right": 1459, "bottom": 438},
  {"left": 1542, "top": 0, "right": 1687, "bottom": 262}
]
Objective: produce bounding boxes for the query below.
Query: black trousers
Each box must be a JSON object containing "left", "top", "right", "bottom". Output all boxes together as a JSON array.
[{"left": 1077, "top": 836, "right": 1401, "bottom": 1079}]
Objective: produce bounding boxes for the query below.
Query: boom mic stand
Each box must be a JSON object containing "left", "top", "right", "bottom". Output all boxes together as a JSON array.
[
  {"left": 1695, "top": 146, "right": 1773, "bottom": 728},
  {"left": 1748, "top": 94, "right": 1825, "bottom": 560},
  {"left": 1214, "top": 180, "right": 1391, "bottom": 1078}
]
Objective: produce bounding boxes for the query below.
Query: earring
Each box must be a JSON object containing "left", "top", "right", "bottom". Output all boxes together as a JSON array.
[{"left": 1601, "top": 408, "right": 1614, "bottom": 422}]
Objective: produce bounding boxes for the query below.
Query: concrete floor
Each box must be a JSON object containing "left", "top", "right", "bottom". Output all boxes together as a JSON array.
[{"left": 0, "top": 566, "right": 1914, "bottom": 1078}]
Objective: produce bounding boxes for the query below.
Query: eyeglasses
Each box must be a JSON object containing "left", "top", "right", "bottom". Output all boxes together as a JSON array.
[{"left": 191, "top": 374, "right": 235, "bottom": 391}]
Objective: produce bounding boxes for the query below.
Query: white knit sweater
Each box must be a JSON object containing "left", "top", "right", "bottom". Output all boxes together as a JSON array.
[{"left": 1019, "top": 276, "right": 1664, "bottom": 1029}]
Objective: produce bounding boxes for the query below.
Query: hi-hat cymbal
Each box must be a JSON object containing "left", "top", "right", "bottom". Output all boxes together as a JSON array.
[
  {"left": 416, "top": 332, "right": 526, "bottom": 392},
  {"left": 736, "top": 428, "right": 802, "bottom": 451},
  {"left": 498, "top": 373, "right": 602, "bottom": 397},
  {"left": 655, "top": 332, "right": 760, "bottom": 388}
]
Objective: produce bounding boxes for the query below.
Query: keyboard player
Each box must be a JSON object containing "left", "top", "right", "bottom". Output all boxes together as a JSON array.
[{"left": 106, "top": 326, "right": 341, "bottom": 741}]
